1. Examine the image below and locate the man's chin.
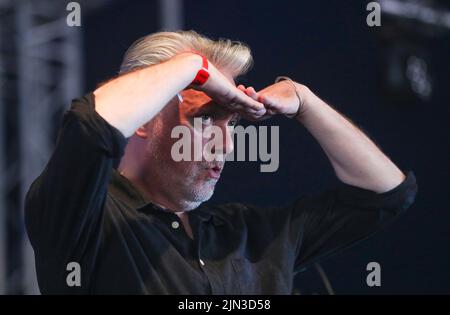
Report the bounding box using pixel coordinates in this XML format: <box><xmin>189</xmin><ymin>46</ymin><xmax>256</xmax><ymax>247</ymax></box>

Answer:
<box><xmin>179</xmin><ymin>193</ymin><xmax>212</xmax><ymax>211</ymax></box>
<box><xmin>175</xmin><ymin>177</ymin><xmax>218</xmax><ymax>211</ymax></box>
<box><xmin>186</xmin><ymin>182</ymin><xmax>216</xmax><ymax>203</ymax></box>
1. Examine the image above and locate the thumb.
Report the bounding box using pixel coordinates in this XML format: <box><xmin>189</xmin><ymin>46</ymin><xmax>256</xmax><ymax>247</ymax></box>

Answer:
<box><xmin>257</xmin><ymin>93</ymin><xmax>278</xmax><ymax>108</ymax></box>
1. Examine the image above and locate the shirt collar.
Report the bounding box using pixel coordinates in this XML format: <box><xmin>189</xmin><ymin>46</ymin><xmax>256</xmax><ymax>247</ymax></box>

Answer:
<box><xmin>109</xmin><ymin>170</ymin><xmax>148</xmax><ymax>209</ymax></box>
<box><xmin>108</xmin><ymin>169</ymin><xmax>225</xmax><ymax>226</ymax></box>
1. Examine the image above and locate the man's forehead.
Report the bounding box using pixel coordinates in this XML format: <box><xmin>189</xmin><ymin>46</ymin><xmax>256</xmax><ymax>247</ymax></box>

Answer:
<box><xmin>180</xmin><ymin>67</ymin><xmax>237</xmax><ymax>115</ymax></box>
<box><xmin>180</xmin><ymin>89</ymin><xmax>213</xmax><ymax>105</ymax></box>
<box><xmin>180</xmin><ymin>89</ymin><xmax>239</xmax><ymax>120</ymax></box>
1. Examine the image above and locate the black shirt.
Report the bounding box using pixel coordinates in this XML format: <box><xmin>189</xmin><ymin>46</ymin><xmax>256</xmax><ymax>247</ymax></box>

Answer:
<box><xmin>24</xmin><ymin>93</ymin><xmax>417</xmax><ymax>294</ymax></box>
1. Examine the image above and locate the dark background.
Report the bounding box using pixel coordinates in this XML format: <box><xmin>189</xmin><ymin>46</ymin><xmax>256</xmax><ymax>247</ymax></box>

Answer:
<box><xmin>83</xmin><ymin>0</ymin><xmax>450</xmax><ymax>294</ymax></box>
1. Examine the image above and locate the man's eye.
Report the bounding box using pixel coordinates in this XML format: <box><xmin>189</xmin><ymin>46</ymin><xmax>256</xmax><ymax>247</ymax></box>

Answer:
<box><xmin>200</xmin><ymin>115</ymin><xmax>212</xmax><ymax>125</ymax></box>
<box><xmin>228</xmin><ymin>120</ymin><xmax>238</xmax><ymax>127</ymax></box>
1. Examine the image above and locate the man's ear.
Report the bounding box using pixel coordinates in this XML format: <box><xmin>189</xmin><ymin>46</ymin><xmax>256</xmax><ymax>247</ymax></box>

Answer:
<box><xmin>135</xmin><ymin>123</ymin><xmax>149</xmax><ymax>139</ymax></box>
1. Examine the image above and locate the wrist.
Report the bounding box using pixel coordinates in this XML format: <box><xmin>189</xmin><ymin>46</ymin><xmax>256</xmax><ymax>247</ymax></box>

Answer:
<box><xmin>293</xmin><ymin>83</ymin><xmax>314</xmax><ymax>122</ymax></box>
<box><xmin>172</xmin><ymin>52</ymin><xmax>204</xmax><ymax>86</ymax></box>
<box><xmin>191</xmin><ymin>53</ymin><xmax>210</xmax><ymax>86</ymax></box>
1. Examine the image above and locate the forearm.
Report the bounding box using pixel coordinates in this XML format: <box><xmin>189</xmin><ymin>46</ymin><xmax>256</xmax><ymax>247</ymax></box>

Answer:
<box><xmin>93</xmin><ymin>53</ymin><xmax>202</xmax><ymax>137</ymax></box>
<box><xmin>296</xmin><ymin>84</ymin><xmax>405</xmax><ymax>193</ymax></box>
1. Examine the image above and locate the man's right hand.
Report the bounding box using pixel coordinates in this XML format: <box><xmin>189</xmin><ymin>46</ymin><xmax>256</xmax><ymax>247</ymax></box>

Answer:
<box><xmin>190</xmin><ymin>54</ymin><xmax>267</xmax><ymax>120</ymax></box>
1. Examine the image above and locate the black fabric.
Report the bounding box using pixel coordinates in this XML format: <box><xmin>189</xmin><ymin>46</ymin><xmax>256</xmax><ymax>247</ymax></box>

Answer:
<box><xmin>24</xmin><ymin>93</ymin><xmax>417</xmax><ymax>294</ymax></box>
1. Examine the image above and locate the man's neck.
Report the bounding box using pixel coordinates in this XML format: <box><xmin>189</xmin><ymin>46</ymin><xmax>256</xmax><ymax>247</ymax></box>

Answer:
<box><xmin>118</xmin><ymin>168</ymin><xmax>200</xmax><ymax>212</ymax></box>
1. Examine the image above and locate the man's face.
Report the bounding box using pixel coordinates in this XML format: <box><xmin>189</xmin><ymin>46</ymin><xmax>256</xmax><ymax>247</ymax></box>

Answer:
<box><xmin>138</xmin><ymin>77</ymin><xmax>239</xmax><ymax>210</ymax></box>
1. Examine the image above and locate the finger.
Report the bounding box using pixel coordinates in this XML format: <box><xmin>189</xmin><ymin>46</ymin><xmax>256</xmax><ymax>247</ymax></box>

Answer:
<box><xmin>257</xmin><ymin>93</ymin><xmax>278</xmax><ymax>108</ymax></box>
<box><xmin>253</xmin><ymin>107</ymin><xmax>275</xmax><ymax>120</ymax></box>
<box><xmin>244</xmin><ymin>86</ymin><xmax>260</xmax><ymax>101</ymax></box>
<box><xmin>250</xmin><ymin>106</ymin><xmax>267</xmax><ymax>116</ymax></box>
<box><xmin>238</xmin><ymin>105</ymin><xmax>266</xmax><ymax>117</ymax></box>
<box><xmin>233</xmin><ymin>101</ymin><xmax>266</xmax><ymax>115</ymax></box>
<box><xmin>236</xmin><ymin>90</ymin><xmax>265</xmax><ymax>111</ymax></box>
<box><xmin>240</xmin><ymin>111</ymin><xmax>266</xmax><ymax>122</ymax></box>
<box><xmin>226</xmin><ymin>102</ymin><xmax>259</xmax><ymax>115</ymax></box>
<box><xmin>220</xmin><ymin>88</ymin><xmax>265</xmax><ymax>112</ymax></box>
<box><xmin>237</xmin><ymin>84</ymin><xmax>246</xmax><ymax>92</ymax></box>
<box><xmin>246</xmin><ymin>86</ymin><xmax>258</xmax><ymax>97</ymax></box>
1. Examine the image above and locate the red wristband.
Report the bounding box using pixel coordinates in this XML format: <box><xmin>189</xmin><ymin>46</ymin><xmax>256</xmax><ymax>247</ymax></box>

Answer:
<box><xmin>191</xmin><ymin>53</ymin><xmax>210</xmax><ymax>86</ymax></box>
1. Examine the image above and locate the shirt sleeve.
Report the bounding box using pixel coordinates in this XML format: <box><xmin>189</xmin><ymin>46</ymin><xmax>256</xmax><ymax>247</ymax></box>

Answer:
<box><xmin>290</xmin><ymin>172</ymin><xmax>417</xmax><ymax>272</ymax></box>
<box><xmin>24</xmin><ymin>93</ymin><xmax>127</xmax><ymax>273</ymax></box>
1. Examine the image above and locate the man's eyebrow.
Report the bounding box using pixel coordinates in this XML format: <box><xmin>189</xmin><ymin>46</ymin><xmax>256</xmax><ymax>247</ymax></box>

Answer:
<box><xmin>189</xmin><ymin>102</ymin><xmax>241</xmax><ymax>122</ymax></box>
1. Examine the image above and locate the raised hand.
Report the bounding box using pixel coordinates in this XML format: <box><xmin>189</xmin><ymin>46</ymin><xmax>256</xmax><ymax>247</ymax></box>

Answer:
<box><xmin>237</xmin><ymin>80</ymin><xmax>308</xmax><ymax>120</ymax></box>
<box><xmin>192</xmin><ymin>59</ymin><xmax>267</xmax><ymax>120</ymax></box>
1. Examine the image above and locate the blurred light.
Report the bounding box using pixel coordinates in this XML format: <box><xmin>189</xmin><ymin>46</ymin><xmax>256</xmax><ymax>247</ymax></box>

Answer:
<box><xmin>380</xmin><ymin>0</ymin><xmax>450</xmax><ymax>30</ymax></box>
<box><xmin>406</xmin><ymin>55</ymin><xmax>432</xmax><ymax>100</ymax></box>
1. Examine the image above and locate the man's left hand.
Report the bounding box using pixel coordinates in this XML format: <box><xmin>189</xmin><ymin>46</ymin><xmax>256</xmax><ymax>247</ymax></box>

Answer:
<box><xmin>237</xmin><ymin>81</ymin><xmax>309</xmax><ymax>120</ymax></box>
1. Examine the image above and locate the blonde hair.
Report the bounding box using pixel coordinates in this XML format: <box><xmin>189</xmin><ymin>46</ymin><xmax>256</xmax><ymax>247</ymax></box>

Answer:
<box><xmin>119</xmin><ymin>30</ymin><xmax>253</xmax><ymax>78</ymax></box>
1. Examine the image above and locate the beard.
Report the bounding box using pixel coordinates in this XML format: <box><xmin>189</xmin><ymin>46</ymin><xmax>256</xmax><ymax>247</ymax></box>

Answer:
<box><xmin>164</xmin><ymin>161</ymin><xmax>222</xmax><ymax>211</ymax></box>
<box><xmin>183</xmin><ymin>168</ymin><xmax>218</xmax><ymax>201</ymax></box>
<box><xmin>147</xmin><ymin>140</ymin><xmax>223</xmax><ymax>211</ymax></box>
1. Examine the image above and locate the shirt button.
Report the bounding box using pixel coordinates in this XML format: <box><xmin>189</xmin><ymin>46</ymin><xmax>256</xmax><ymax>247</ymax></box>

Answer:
<box><xmin>171</xmin><ymin>221</ymin><xmax>179</xmax><ymax>229</ymax></box>
<box><xmin>199</xmin><ymin>259</ymin><xmax>205</xmax><ymax>266</ymax></box>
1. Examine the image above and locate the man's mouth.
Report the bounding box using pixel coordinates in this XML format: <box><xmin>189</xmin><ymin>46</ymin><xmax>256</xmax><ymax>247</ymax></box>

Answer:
<box><xmin>205</xmin><ymin>164</ymin><xmax>223</xmax><ymax>179</ymax></box>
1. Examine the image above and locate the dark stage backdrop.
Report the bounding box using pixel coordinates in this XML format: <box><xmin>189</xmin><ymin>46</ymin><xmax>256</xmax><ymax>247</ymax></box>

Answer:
<box><xmin>84</xmin><ymin>0</ymin><xmax>450</xmax><ymax>294</ymax></box>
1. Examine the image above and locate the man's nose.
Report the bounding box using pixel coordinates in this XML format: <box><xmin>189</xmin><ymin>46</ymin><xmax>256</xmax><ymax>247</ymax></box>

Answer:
<box><xmin>210</xmin><ymin>125</ymin><xmax>234</xmax><ymax>157</ymax></box>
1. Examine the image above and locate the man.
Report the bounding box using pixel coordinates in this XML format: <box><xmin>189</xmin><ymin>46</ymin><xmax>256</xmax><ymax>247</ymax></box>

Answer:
<box><xmin>25</xmin><ymin>30</ymin><xmax>417</xmax><ymax>294</ymax></box>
